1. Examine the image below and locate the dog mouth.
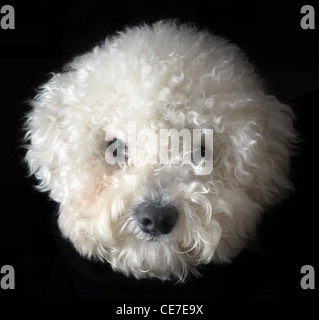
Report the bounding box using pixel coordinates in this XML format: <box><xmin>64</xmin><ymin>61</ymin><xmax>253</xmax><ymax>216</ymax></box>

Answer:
<box><xmin>135</xmin><ymin>232</ymin><xmax>165</xmax><ymax>242</ymax></box>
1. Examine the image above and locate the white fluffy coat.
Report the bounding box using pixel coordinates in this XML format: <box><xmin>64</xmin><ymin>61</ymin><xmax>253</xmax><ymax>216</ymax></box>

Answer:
<box><xmin>25</xmin><ymin>21</ymin><xmax>296</xmax><ymax>281</ymax></box>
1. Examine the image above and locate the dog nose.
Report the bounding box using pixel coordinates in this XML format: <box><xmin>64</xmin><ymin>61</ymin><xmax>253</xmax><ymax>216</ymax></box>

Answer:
<box><xmin>136</xmin><ymin>203</ymin><xmax>178</xmax><ymax>236</ymax></box>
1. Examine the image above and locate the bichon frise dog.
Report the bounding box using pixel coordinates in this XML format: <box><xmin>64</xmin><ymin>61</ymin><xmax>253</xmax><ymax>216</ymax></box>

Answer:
<box><xmin>25</xmin><ymin>21</ymin><xmax>296</xmax><ymax>282</ymax></box>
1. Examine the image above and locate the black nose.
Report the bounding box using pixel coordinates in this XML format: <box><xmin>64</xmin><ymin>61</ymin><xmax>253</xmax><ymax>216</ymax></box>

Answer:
<box><xmin>136</xmin><ymin>202</ymin><xmax>178</xmax><ymax>236</ymax></box>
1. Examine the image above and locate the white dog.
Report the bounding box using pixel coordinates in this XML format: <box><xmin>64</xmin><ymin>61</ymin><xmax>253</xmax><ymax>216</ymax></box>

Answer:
<box><xmin>25</xmin><ymin>21</ymin><xmax>296</xmax><ymax>282</ymax></box>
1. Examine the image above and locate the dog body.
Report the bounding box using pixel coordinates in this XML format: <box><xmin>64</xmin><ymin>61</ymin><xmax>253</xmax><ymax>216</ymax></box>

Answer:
<box><xmin>25</xmin><ymin>21</ymin><xmax>295</xmax><ymax>281</ymax></box>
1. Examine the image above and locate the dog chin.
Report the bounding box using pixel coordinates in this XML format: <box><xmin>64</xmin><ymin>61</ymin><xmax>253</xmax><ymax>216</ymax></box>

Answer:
<box><xmin>105</xmin><ymin>238</ymin><xmax>202</xmax><ymax>282</ymax></box>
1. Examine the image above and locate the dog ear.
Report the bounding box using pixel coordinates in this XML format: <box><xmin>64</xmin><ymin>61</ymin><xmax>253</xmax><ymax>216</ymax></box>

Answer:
<box><xmin>258</xmin><ymin>99</ymin><xmax>297</xmax><ymax>203</ymax></box>
<box><xmin>24</xmin><ymin>71</ymin><xmax>78</xmax><ymax>202</ymax></box>
<box><xmin>224</xmin><ymin>97</ymin><xmax>297</xmax><ymax>206</ymax></box>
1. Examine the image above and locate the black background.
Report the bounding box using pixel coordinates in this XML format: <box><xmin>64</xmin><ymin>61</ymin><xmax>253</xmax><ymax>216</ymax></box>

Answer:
<box><xmin>1</xmin><ymin>0</ymin><xmax>319</xmax><ymax>300</ymax></box>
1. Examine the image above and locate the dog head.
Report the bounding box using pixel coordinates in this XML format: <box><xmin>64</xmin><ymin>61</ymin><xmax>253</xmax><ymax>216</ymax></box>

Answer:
<box><xmin>25</xmin><ymin>21</ymin><xmax>296</xmax><ymax>281</ymax></box>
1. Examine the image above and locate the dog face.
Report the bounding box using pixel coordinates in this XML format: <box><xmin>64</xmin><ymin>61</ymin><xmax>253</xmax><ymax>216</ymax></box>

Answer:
<box><xmin>25</xmin><ymin>21</ymin><xmax>296</xmax><ymax>281</ymax></box>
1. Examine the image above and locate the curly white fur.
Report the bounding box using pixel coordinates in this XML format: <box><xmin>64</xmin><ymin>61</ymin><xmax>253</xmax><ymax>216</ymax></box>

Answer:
<box><xmin>25</xmin><ymin>21</ymin><xmax>296</xmax><ymax>281</ymax></box>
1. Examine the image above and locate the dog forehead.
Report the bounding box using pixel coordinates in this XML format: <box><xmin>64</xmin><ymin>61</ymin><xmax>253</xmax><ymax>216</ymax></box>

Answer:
<box><xmin>96</xmin><ymin>74</ymin><xmax>216</xmax><ymax>131</ymax></box>
<box><xmin>80</xmin><ymin>23</ymin><xmax>248</xmax><ymax>133</ymax></box>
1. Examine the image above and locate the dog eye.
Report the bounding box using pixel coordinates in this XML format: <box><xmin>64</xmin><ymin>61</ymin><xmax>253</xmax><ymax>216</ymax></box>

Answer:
<box><xmin>105</xmin><ymin>138</ymin><xmax>128</xmax><ymax>164</ymax></box>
